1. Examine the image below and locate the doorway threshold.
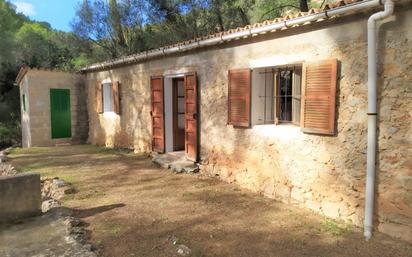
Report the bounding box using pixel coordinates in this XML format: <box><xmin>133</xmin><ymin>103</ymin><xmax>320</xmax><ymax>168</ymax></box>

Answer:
<box><xmin>152</xmin><ymin>151</ymin><xmax>198</xmax><ymax>173</ymax></box>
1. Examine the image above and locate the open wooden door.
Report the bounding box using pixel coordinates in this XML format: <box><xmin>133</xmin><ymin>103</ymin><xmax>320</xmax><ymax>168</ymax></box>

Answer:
<box><xmin>151</xmin><ymin>76</ymin><xmax>165</xmax><ymax>153</ymax></box>
<box><xmin>184</xmin><ymin>72</ymin><xmax>198</xmax><ymax>161</ymax></box>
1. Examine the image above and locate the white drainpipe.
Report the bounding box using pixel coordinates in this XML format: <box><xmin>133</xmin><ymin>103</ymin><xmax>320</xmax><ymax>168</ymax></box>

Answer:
<box><xmin>364</xmin><ymin>0</ymin><xmax>394</xmax><ymax>241</ymax></box>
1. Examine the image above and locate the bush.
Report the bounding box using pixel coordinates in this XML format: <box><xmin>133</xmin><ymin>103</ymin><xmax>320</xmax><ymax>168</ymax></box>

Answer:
<box><xmin>0</xmin><ymin>120</ymin><xmax>21</xmax><ymax>149</ymax></box>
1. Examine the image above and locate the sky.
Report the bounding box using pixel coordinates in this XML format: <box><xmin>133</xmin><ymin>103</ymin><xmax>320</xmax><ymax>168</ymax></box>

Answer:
<box><xmin>11</xmin><ymin>0</ymin><xmax>82</xmax><ymax>32</ymax></box>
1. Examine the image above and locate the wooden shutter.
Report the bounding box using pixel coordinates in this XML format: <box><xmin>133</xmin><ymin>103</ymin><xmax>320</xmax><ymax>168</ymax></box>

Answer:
<box><xmin>184</xmin><ymin>72</ymin><xmax>198</xmax><ymax>162</ymax></box>
<box><xmin>112</xmin><ymin>81</ymin><xmax>120</xmax><ymax>114</ymax></box>
<box><xmin>301</xmin><ymin>59</ymin><xmax>337</xmax><ymax>135</ymax></box>
<box><xmin>228</xmin><ymin>69</ymin><xmax>251</xmax><ymax>127</ymax></box>
<box><xmin>96</xmin><ymin>82</ymin><xmax>103</xmax><ymax>113</ymax></box>
<box><xmin>151</xmin><ymin>76</ymin><xmax>165</xmax><ymax>153</ymax></box>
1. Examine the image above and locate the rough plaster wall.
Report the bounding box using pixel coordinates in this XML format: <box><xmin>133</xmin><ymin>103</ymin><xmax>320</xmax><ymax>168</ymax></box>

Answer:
<box><xmin>26</xmin><ymin>71</ymin><xmax>88</xmax><ymax>146</ymax></box>
<box><xmin>20</xmin><ymin>76</ymin><xmax>31</xmax><ymax>147</ymax></box>
<box><xmin>85</xmin><ymin>8</ymin><xmax>412</xmax><ymax>242</ymax></box>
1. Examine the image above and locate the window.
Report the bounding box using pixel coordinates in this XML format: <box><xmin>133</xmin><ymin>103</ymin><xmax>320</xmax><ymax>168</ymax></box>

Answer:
<box><xmin>276</xmin><ymin>67</ymin><xmax>302</xmax><ymax>124</ymax></box>
<box><xmin>103</xmin><ymin>83</ymin><xmax>113</xmax><ymax>112</ymax></box>
<box><xmin>251</xmin><ymin>65</ymin><xmax>302</xmax><ymax>126</ymax></box>
<box><xmin>228</xmin><ymin>59</ymin><xmax>337</xmax><ymax>135</ymax></box>
<box><xmin>22</xmin><ymin>94</ymin><xmax>27</xmax><ymax>112</ymax></box>
<box><xmin>96</xmin><ymin>81</ymin><xmax>120</xmax><ymax>114</ymax></box>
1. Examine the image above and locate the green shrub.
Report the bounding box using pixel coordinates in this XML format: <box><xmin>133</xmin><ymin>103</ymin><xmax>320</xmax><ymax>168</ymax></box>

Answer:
<box><xmin>321</xmin><ymin>218</ymin><xmax>353</xmax><ymax>236</ymax></box>
<box><xmin>0</xmin><ymin>120</ymin><xmax>21</xmax><ymax>148</ymax></box>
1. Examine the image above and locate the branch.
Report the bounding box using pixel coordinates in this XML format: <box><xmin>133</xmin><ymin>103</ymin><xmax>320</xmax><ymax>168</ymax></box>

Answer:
<box><xmin>237</xmin><ymin>7</ymin><xmax>250</xmax><ymax>25</ymax></box>
<box><xmin>259</xmin><ymin>4</ymin><xmax>300</xmax><ymax>21</ymax></box>
<box><xmin>87</xmin><ymin>37</ymin><xmax>114</xmax><ymax>54</ymax></box>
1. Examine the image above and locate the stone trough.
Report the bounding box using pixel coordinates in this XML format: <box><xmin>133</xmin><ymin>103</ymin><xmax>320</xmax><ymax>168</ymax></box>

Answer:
<box><xmin>0</xmin><ymin>173</ymin><xmax>41</xmax><ymax>223</ymax></box>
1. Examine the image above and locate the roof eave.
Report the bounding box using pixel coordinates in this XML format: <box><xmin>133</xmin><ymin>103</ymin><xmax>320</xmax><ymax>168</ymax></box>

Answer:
<box><xmin>15</xmin><ymin>66</ymin><xmax>30</xmax><ymax>86</ymax></box>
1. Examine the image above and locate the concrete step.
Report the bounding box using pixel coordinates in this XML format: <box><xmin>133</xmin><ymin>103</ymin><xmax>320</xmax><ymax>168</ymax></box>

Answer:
<box><xmin>152</xmin><ymin>151</ymin><xmax>198</xmax><ymax>173</ymax></box>
<box><xmin>54</xmin><ymin>139</ymin><xmax>72</xmax><ymax>147</ymax></box>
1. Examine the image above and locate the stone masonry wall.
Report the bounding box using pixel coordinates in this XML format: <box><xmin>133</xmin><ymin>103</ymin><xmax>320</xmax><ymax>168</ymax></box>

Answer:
<box><xmin>85</xmin><ymin>8</ymin><xmax>412</xmax><ymax>242</ymax></box>
<box><xmin>25</xmin><ymin>70</ymin><xmax>88</xmax><ymax>146</ymax></box>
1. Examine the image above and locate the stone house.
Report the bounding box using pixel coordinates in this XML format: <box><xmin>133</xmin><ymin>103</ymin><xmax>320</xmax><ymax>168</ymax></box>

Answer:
<box><xmin>16</xmin><ymin>0</ymin><xmax>412</xmax><ymax>242</ymax></box>
<box><xmin>15</xmin><ymin>68</ymin><xmax>88</xmax><ymax>147</ymax></box>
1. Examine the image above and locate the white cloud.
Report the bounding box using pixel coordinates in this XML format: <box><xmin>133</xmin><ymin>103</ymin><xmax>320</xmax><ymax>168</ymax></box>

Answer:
<box><xmin>12</xmin><ymin>2</ymin><xmax>36</xmax><ymax>16</ymax></box>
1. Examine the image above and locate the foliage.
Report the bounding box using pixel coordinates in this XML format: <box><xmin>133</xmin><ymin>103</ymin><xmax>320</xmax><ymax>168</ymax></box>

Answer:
<box><xmin>0</xmin><ymin>0</ymin><xmax>94</xmax><ymax>146</ymax></box>
<box><xmin>72</xmin><ymin>0</ymin><xmax>314</xmax><ymax>59</ymax></box>
<box><xmin>0</xmin><ymin>0</ymin><xmax>314</xmax><ymax>146</ymax></box>
<box><xmin>0</xmin><ymin>118</ymin><xmax>20</xmax><ymax>148</ymax></box>
<box><xmin>72</xmin><ymin>0</ymin><xmax>147</xmax><ymax>58</ymax></box>
<box><xmin>321</xmin><ymin>218</ymin><xmax>353</xmax><ymax>236</ymax></box>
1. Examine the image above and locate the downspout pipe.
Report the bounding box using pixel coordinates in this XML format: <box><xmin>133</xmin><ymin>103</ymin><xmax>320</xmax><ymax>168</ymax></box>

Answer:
<box><xmin>364</xmin><ymin>0</ymin><xmax>394</xmax><ymax>241</ymax></box>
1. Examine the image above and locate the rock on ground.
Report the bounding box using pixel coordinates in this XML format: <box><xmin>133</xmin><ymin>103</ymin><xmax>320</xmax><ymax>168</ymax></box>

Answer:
<box><xmin>176</xmin><ymin>244</ymin><xmax>191</xmax><ymax>256</ymax></box>
<box><xmin>41</xmin><ymin>177</ymin><xmax>75</xmax><ymax>201</ymax></box>
<box><xmin>41</xmin><ymin>199</ymin><xmax>62</xmax><ymax>213</ymax></box>
<box><xmin>0</xmin><ymin>163</ymin><xmax>17</xmax><ymax>176</ymax></box>
<box><xmin>0</xmin><ymin>149</ymin><xmax>17</xmax><ymax>176</ymax></box>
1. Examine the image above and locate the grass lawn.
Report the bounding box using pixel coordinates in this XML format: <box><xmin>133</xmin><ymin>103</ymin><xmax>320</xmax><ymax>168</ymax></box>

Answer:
<box><xmin>9</xmin><ymin>145</ymin><xmax>412</xmax><ymax>257</ymax></box>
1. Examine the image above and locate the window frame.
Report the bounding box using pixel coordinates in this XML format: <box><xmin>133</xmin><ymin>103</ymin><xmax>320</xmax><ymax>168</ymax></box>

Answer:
<box><xmin>274</xmin><ymin>66</ymin><xmax>302</xmax><ymax>125</ymax></box>
<box><xmin>102</xmin><ymin>82</ymin><xmax>114</xmax><ymax>113</ymax></box>
<box><xmin>251</xmin><ymin>63</ymin><xmax>302</xmax><ymax>127</ymax></box>
<box><xmin>22</xmin><ymin>94</ymin><xmax>27</xmax><ymax>112</ymax></box>
<box><xmin>229</xmin><ymin>59</ymin><xmax>337</xmax><ymax>135</ymax></box>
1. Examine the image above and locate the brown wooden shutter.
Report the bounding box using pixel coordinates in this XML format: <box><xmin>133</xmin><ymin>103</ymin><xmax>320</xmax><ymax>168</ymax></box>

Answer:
<box><xmin>96</xmin><ymin>82</ymin><xmax>103</xmax><ymax>113</ymax></box>
<box><xmin>151</xmin><ymin>76</ymin><xmax>165</xmax><ymax>153</ymax></box>
<box><xmin>112</xmin><ymin>81</ymin><xmax>120</xmax><ymax>114</ymax></box>
<box><xmin>184</xmin><ymin>72</ymin><xmax>198</xmax><ymax>162</ymax></box>
<box><xmin>301</xmin><ymin>59</ymin><xmax>337</xmax><ymax>135</ymax></box>
<box><xmin>228</xmin><ymin>69</ymin><xmax>251</xmax><ymax>127</ymax></box>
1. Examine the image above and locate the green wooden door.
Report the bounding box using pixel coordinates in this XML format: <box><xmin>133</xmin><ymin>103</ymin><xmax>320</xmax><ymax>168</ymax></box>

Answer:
<box><xmin>50</xmin><ymin>89</ymin><xmax>71</xmax><ymax>139</ymax></box>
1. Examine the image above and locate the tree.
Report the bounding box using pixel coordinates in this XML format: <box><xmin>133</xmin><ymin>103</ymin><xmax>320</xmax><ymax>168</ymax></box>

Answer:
<box><xmin>0</xmin><ymin>0</ymin><xmax>313</xmax><ymax>146</ymax></box>
<box><xmin>109</xmin><ymin>0</ymin><xmax>126</xmax><ymax>48</ymax></box>
<box><xmin>15</xmin><ymin>22</ymin><xmax>54</xmax><ymax>67</ymax></box>
<box><xmin>300</xmin><ymin>0</ymin><xmax>309</xmax><ymax>12</ymax></box>
<box><xmin>72</xmin><ymin>0</ymin><xmax>146</xmax><ymax>58</ymax></box>
<box><xmin>72</xmin><ymin>0</ymin><xmax>311</xmax><ymax>59</ymax></box>
<box><xmin>0</xmin><ymin>0</ymin><xmax>27</xmax><ymax>114</ymax></box>
<box><xmin>0</xmin><ymin>0</ymin><xmax>93</xmax><ymax>126</ymax></box>
<box><xmin>0</xmin><ymin>0</ymin><xmax>25</xmax><ymax>64</ymax></box>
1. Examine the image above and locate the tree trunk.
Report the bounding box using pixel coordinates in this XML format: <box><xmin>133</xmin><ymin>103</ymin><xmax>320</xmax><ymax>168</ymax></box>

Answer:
<box><xmin>238</xmin><ymin>7</ymin><xmax>250</xmax><ymax>26</ymax></box>
<box><xmin>211</xmin><ymin>0</ymin><xmax>225</xmax><ymax>32</ymax></box>
<box><xmin>109</xmin><ymin>0</ymin><xmax>126</xmax><ymax>49</ymax></box>
<box><xmin>300</xmin><ymin>0</ymin><xmax>309</xmax><ymax>12</ymax></box>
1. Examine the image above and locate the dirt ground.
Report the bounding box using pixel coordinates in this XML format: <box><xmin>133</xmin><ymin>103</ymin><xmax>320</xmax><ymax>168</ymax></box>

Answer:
<box><xmin>9</xmin><ymin>145</ymin><xmax>412</xmax><ymax>257</ymax></box>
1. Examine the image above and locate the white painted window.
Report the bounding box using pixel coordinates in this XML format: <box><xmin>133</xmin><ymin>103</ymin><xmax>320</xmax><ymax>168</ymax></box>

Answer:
<box><xmin>103</xmin><ymin>83</ymin><xmax>113</xmax><ymax>112</ymax></box>
<box><xmin>251</xmin><ymin>65</ymin><xmax>302</xmax><ymax>126</ymax></box>
<box><xmin>251</xmin><ymin>68</ymin><xmax>275</xmax><ymax>125</ymax></box>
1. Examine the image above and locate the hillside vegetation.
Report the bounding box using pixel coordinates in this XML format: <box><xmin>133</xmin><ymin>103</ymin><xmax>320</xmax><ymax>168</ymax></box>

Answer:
<box><xmin>0</xmin><ymin>0</ymin><xmax>323</xmax><ymax>147</ymax></box>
